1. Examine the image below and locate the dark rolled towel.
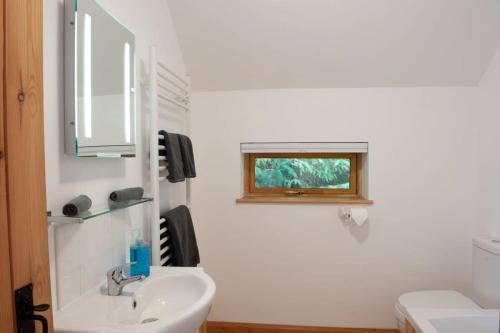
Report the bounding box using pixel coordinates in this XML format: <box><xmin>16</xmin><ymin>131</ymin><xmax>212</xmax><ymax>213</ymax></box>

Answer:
<box><xmin>159</xmin><ymin>130</ymin><xmax>185</xmax><ymax>183</ymax></box>
<box><xmin>109</xmin><ymin>187</ymin><xmax>144</xmax><ymax>202</ymax></box>
<box><xmin>177</xmin><ymin>135</ymin><xmax>196</xmax><ymax>178</ymax></box>
<box><xmin>63</xmin><ymin>195</ymin><xmax>92</xmax><ymax>217</ymax></box>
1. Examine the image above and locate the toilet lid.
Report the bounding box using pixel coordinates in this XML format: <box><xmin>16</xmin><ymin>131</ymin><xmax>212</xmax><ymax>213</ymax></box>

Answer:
<box><xmin>395</xmin><ymin>290</ymin><xmax>480</xmax><ymax>323</ymax></box>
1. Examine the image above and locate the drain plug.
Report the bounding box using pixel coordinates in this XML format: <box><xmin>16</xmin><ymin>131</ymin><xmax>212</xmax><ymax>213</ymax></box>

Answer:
<box><xmin>141</xmin><ymin>318</ymin><xmax>159</xmax><ymax>324</ymax></box>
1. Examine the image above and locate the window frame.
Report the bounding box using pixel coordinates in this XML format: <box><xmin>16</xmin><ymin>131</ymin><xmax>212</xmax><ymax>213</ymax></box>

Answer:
<box><xmin>244</xmin><ymin>152</ymin><xmax>359</xmax><ymax>197</ymax></box>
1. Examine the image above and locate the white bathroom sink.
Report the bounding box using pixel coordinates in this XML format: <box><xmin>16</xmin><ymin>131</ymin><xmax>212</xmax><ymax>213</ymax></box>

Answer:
<box><xmin>54</xmin><ymin>266</ymin><xmax>216</xmax><ymax>333</ymax></box>
<box><xmin>407</xmin><ymin>308</ymin><xmax>500</xmax><ymax>333</ymax></box>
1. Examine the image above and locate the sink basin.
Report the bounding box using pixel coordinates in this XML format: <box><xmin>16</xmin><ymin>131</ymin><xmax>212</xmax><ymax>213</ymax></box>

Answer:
<box><xmin>407</xmin><ymin>308</ymin><xmax>500</xmax><ymax>333</ymax></box>
<box><xmin>54</xmin><ymin>267</ymin><xmax>216</xmax><ymax>333</ymax></box>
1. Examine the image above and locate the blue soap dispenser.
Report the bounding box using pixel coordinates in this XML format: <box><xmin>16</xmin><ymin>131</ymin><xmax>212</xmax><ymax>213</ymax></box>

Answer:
<box><xmin>130</xmin><ymin>234</ymin><xmax>151</xmax><ymax>278</ymax></box>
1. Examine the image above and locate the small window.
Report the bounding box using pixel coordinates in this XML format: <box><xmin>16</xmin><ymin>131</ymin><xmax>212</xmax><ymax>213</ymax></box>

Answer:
<box><xmin>246</xmin><ymin>153</ymin><xmax>358</xmax><ymax>195</ymax></box>
<box><xmin>238</xmin><ymin>142</ymin><xmax>372</xmax><ymax>204</ymax></box>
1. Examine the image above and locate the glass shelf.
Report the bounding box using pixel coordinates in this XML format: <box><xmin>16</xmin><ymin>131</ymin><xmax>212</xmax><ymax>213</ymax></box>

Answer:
<box><xmin>47</xmin><ymin>197</ymin><xmax>153</xmax><ymax>225</ymax></box>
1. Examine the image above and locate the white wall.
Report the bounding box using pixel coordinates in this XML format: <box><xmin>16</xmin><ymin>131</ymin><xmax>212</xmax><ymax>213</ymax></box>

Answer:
<box><xmin>190</xmin><ymin>88</ymin><xmax>479</xmax><ymax>328</ymax></box>
<box><xmin>477</xmin><ymin>46</ymin><xmax>500</xmax><ymax>237</ymax></box>
<box><xmin>42</xmin><ymin>0</ymin><xmax>497</xmax><ymax>326</ymax></box>
<box><xmin>44</xmin><ymin>0</ymin><xmax>187</xmax><ymax>309</ymax></box>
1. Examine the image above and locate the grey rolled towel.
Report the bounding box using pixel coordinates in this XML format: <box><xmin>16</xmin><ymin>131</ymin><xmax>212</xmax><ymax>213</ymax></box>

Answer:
<box><xmin>109</xmin><ymin>187</ymin><xmax>144</xmax><ymax>202</ymax></box>
<box><xmin>63</xmin><ymin>195</ymin><xmax>92</xmax><ymax>217</ymax></box>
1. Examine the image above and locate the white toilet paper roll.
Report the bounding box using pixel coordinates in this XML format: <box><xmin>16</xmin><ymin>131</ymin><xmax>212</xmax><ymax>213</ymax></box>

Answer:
<box><xmin>350</xmin><ymin>208</ymin><xmax>368</xmax><ymax>226</ymax></box>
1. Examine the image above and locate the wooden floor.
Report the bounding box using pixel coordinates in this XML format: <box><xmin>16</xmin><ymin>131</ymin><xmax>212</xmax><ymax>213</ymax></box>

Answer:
<box><xmin>206</xmin><ymin>321</ymin><xmax>399</xmax><ymax>333</ymax></box>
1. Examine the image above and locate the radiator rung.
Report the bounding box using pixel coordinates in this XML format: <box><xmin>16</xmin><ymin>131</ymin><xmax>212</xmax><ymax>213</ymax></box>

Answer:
<box><xmin>160</xmin><ymin>256</ymin><xmax>170</xmax><ymax>266</ymax></box>
<box><xmin>160</xmin><ymin>246</ymin><xmax>171</xmax><ymax>256</ymax></box>
<box><xmin>160</xmin><ymin>236</ymin><xmax>169</xmax><ymax>245</ymax></box>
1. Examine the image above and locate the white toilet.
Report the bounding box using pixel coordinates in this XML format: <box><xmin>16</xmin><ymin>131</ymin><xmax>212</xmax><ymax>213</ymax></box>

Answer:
<box><xmin>395</xmin><ymin>237</ymin><xmax>500</xmax><ymax>332</ymax></box>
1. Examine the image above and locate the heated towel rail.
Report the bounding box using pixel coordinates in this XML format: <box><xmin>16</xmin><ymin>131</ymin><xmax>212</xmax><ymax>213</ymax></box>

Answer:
<box><xmin>146</xmin><ymin>46</ymin><xmax>191</xmax><ymax>266</ymax></box>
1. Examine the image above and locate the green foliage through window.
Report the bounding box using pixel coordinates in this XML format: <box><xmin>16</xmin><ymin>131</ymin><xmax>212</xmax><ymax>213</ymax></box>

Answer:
<box><xmin>254</xmin><ymin>158</ymin><xmax>351</xmax><ymax>189</ymax></box>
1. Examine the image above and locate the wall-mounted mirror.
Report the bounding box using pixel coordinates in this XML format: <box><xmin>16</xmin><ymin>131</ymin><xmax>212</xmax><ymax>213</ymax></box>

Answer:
<box><xmin>65</xmin><ymin>0</ymin><xmax>136</xmax><ymax>157</ymax></box>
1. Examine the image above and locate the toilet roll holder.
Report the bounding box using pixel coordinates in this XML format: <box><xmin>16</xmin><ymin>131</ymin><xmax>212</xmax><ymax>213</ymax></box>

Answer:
<box><xmin>338</xmin><ymin>207</ymin><xmax>368</xmax><ymax>226</ymax></box>
<box><xmin>338</xmin><ymin>207</ymin><xmax>353</xmax><ymax>221</ymax></box>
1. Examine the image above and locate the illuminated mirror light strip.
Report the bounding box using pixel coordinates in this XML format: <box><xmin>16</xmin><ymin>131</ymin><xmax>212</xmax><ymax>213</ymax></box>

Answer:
<box><xmin>124</xmin><ymin>42</ymin><xmax>131</xmax><ymax>143</ymax></box>
<box><xmin>84</xmin><ymin>13</ymin><xmax>92</xmax><ymax>138</ymax></box>
<box><xmin>74</xmin><ymin>14</ymin><xmax>79</xmax><ymax>137</ymax></box>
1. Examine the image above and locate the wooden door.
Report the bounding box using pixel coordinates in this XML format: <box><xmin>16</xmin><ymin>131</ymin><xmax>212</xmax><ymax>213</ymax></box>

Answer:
<box><xmin>1</xmin><ymin>0</ymin><xmax>53</xmax><ymax>332</ymax></box>
<box><xmin>0</xmin><ymin>0</ymin><xmax>15</xmax><ymax>331</ymax></box>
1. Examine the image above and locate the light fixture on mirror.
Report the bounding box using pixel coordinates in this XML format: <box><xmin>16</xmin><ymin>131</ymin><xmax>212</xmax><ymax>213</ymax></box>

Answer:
<box><xmin>124</xmin><ymin>42</ymin><xmax>131</xmax><ymax>143</ymax></box>
<box><xmin>83</xmin><ymin>13</ymin><xmax>92</xmax><ymax>139</ymax></box>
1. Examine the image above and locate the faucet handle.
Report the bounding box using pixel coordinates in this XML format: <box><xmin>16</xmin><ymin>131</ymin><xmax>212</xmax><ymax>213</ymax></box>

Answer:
<box><xmin>106</xmin><ymin>264</ymin><xmax>145</xmax><ymax>296</ymax></box>
<box><xmin>107</xmin><ymin>264</ymin><xmax>143</xmax><ymax>281</ymax></box>
<box><xmin>107</xmin><ymin>265</ymin><xmax>124</xmax><ymax>281</ymax></box>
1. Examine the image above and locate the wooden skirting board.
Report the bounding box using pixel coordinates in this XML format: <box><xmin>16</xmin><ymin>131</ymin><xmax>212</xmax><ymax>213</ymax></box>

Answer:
<box><xmin>206</xmin><ymin>321</ymin><xmax>399</xmax><ymax>333</ymax></box>
<box><xmin>405</xmin><ymin>320</ymin><xmax>417</xmax><ymax>333</ymax></box>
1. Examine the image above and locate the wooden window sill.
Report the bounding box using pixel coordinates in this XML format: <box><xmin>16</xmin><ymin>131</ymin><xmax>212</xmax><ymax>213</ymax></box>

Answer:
<box><xmin>236</xmin><ymin>195</ymin><xmax>374</xmax><ymax>205</ymax></box>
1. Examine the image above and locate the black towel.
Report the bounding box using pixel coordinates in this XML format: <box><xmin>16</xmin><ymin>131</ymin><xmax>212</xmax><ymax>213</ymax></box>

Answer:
<box><xmin>177</xmin><ymin>135</ymin><xmax>196</xmax><ymax>178</ymax></box>
<box><xmin>162</xmin><ymin>205</ymin><xmax>200</xmax><ymax>267</ymax></box>
<box><xmin>159</xmin><ymin>130</ymin><xmax>185</xmax><ymax>183</ymax></box>
<box><xmin>63</xmin><ymin>195</ymin><xmax>92</xmax><ymax>217</ymax></box>
<box><xmin>109</xmin><ymin>187</ymin><xmax>144</xmax><ymax>202</ymax></box>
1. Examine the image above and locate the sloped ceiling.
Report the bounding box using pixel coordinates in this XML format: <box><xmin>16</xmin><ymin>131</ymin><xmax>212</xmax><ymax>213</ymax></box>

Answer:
<box><xmin>167</xmin><ymin>0</ymin><xmax>500</xmax><ymax>91</ymax></box>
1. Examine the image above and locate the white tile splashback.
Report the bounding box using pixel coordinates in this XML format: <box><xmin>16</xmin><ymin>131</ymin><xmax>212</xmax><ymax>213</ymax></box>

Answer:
<box><xmin>53</xmin><ymin>206</ymin><xmax>144</xmax><ymax>309</ymax></box>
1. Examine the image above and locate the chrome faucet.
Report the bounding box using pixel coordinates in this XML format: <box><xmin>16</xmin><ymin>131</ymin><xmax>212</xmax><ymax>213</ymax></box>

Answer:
<box><xmin>106</xmin><ymin>265</ymin><xmax>144</xmax><ymax>296</ymax></box>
